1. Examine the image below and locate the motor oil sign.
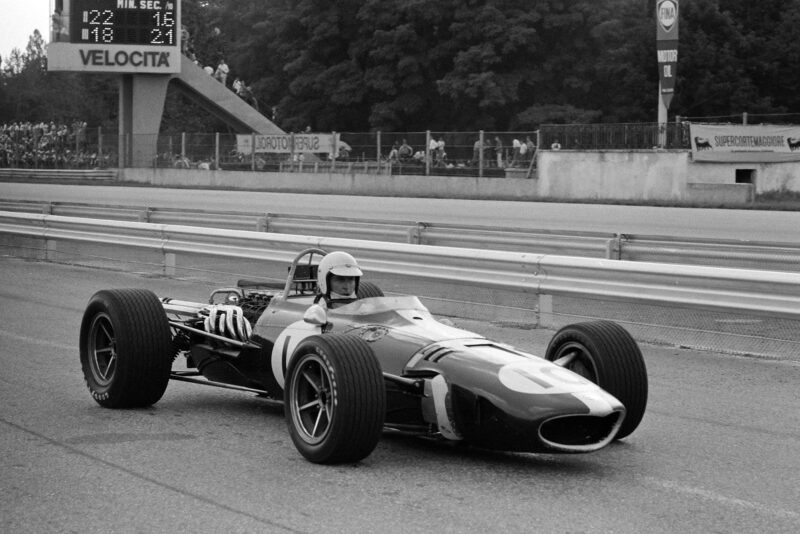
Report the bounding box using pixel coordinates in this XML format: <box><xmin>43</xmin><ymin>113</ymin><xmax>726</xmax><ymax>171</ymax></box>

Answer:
<box><xmin>656</xmin><ymin>0</ymin><xmax>679</xmax><ymax>109</ymax></box>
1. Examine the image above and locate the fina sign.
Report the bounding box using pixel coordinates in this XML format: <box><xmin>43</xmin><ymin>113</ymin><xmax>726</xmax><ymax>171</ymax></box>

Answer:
<box><xmin>657</xmin><ymin>0</ymin><xmax>678</xmax><ymax>33</ymax></box>
<box><xmin>656</xmin><ymin>0</ymin><xmax>679</xmax><ymax>109</ymax></box>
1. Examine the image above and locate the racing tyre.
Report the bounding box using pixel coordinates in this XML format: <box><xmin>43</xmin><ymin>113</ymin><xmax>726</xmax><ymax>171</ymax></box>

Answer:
<box><xmin>285</xmin><ymin>334</ymin><xmax>385</xmax><ymax>464</ymax></box>
<box><xmin>79</xmin><ymin>289</ymin><xmax>173</xmax><ymax>408</ymax></box>
<box><xmin>545</xmin><ymin>321</ymin><xmax>647</xmax><ymax>440</ymax></box>
<box><xmin>357</xmin><ymin>281</ymin><xmax>384</xmax><ymax>299</ymax></box>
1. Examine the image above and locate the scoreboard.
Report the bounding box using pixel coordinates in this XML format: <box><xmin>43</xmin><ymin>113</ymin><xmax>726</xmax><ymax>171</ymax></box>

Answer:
<box><xmin>70</xmin><ymin>0</ymin><xmax>177</xmax><ymax>46</ymax></box>
<box><xmin>48</xmin><ymin>0</ymin><xmax>182</xmax><ymax>74</ymax></box>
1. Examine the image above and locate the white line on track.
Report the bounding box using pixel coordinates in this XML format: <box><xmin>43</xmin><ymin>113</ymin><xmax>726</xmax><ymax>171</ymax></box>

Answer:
<box><xmin>0</xmin><ymin>330</ymin><xmax>73</xmax><ymax>351</ymax></box>
<box><xmin>643</xmin><ymin>476</ymin><xmax>800</xmax><ymax>521</ymax></box>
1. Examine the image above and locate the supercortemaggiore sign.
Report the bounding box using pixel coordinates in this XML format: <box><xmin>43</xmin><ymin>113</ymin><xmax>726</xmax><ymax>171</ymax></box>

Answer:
<box><xmin>236</xmin><ymin>134</ymin><xmax>340</xmax><ymax>156</ymax></box>
<box><xmin>690</xmin><ymin>124</ymin><xmax>800</xmax><ymax>162</ymax></box>
<box><xmin>47</xmin><ymin>0</ymin><xmax>181</xmax><ymax>74</ymax></box>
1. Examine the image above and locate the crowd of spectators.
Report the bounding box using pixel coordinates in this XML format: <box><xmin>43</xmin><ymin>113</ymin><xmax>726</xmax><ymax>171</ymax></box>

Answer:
<box><xmin>0</xmin><ymin>121</ymin><xmax>112</xmax><ymax>169</ymax></box>
<box><xmin>384</xmin><ymin>135</ymin><xmax>537</xmax><ymax>171</ymax></box>
<box><xmin>182</xmin><ymin>28</ymin><xmax>260</xmax><ymax>110</ymax></box>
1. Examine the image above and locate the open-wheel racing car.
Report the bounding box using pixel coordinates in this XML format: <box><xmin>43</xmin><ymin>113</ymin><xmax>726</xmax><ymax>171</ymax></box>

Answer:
<box><xmin>79</xmin><ymin>248</ymin><xmax>648</xmax><ymax>464</ymax></box>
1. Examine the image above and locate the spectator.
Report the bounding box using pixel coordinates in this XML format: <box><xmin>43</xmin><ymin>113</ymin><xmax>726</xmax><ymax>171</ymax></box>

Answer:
<box><xmin>435</xmin><ymin>137</ymin><xmax>446</xmax><ymax>167</ymax></box>
<box><xmin>388</xmin><ymin>142</ymin><xmax>399</xmax><ymax>163</ymax></box>
<box><xmin>471</xmin><ymin>137</ymin><xmax>484</xmax><ymax>165</ymax></box>
<box><xmin>203</xmin><ymin>65</ymin><xmax>214</xmax><ymax>76</ymax></box>
<box><xmin>398</xmin><ymin>139</ymin><xmax>412</xmax><ymax>161</ymax></box>
<box><xmin>181</xmin><ymin>27</ymin><xmax>191</xmax><ymax>53</ymax></box>
<box><xmin>494</xmin><ymin>136</ymin><xmax>504</xmax><ymax>168</ymax></box>
<box><xmin>518</xmin><ymin>137</ymin><xmax>528</xmax><ymax>164</ymax></box>
<box><xmin>214</xmin><ymin>59</ymin><xmax>229</xmax><ymax>86</ymax></box>
<box><xmin>551</xmin><ymin>139</ymin><xmax>562</xmax><ymax>150</ymax></box>
<box><xmin>525</xmin><ymin>135</ymin><xmax>536</xmax><ymax>156</ymax></box>
<box><xmin>511</xmin><ymin>138</ymin><xmax>521</xmax><ymax>167</ymax></box>
<box><xmin>428</xmin><ymin>137</ymin><xmax>438</xmax><ymax>163</ymax></box>
<box><xmin>330</xmin><ymin>140</ymin><xmax>351</xmax><ymax>160</ymax></box>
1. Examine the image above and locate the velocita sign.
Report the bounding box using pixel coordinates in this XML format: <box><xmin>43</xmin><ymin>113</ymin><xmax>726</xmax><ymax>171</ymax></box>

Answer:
<box><xmin>656</xmin><ymin>0</ymin><xmax>679</xmax><ymax>109</ymax></box>
<box><xmin>47</xmin><ymin>0</ymin><xmax>182</xmax><ymax>74</ymax></box>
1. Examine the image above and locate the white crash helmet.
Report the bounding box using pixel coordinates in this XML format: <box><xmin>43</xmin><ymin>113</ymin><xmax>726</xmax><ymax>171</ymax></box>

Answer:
<box><xmin>317</xmin><ymin>251</ymin><xmax>362</xmax><ymax>296</ymax></box>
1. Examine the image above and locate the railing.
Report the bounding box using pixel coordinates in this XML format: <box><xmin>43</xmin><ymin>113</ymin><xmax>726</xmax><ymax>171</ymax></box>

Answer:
<box><xmin>1</xmin><ymin>201</ymin><xmax>799</xmax><ymax>273</ymax></box>
<box><xmin>538</xmin><ymin>122</ymin><xmax>691</xmax><ymax>150</ymax></box>
<box><xmin>2</xmin><ymin>210</ymin><xmax>799</xmax><ymax>360</ymax></box>
<box><xmin>1</xmin><ymin>210</ymin><xmax>797</xmax><ymax>315</ymax></box>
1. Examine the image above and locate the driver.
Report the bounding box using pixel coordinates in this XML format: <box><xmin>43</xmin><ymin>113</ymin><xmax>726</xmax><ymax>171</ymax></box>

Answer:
<box><xmin>315</xmin><ymin>250</ymin><xmax>362</xmax><ymax>309</ymax></box>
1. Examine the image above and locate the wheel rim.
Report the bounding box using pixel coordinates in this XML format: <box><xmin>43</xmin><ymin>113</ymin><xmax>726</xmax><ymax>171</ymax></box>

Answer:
<box><xmin>289</xmin><ymin>354</ymin><xmax>333</xmax><ymax>445</ymax></box>
<box><xmin>88</xmin><ymin>313</ymin><xmax>117</xmax><ymax>387</ymax></box>
<box><xmin>552</xmin><ymin>341</ymin><xmax>598</xmax><ymax>383</ymax></box>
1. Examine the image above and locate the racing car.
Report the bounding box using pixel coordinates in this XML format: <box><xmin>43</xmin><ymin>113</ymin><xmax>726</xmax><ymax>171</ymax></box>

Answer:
<box><xmin>79</xmin><ymin>248</ymin><xmax>648</xmax><ymax>464</ymax></box>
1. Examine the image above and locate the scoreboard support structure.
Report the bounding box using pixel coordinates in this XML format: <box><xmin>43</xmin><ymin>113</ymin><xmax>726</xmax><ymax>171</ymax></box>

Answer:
<box><xmin>118</xmin><ymin>74</ymin><xmax>170</xmax><ymax>167</ymax></box>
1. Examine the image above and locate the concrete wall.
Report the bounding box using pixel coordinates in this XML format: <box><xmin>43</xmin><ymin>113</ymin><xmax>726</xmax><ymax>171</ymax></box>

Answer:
<box><xmin>536</xmin><ymin>150</ymin><xmax>687</xmax><ymax>201</ymax></box>
<box><xmin>119</xmin><ymin>167</ymin><xmax>542</xmax><ymax>200</ymax></box>
<box><xmin>118</xmin><ymin>149</ymin><xmax>800</xmax><ymax>204</ymax></box>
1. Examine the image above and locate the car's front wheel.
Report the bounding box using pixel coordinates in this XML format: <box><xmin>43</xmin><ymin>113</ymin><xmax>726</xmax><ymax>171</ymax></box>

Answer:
<box><xmin>284</xmin><ymin>334</ymin><xmax>385</xmax><ymax>463</ymax></box>
<box><xmin>79</xmin><ymin>289</ymin><xmax>173</xmax><ymax>408</ymax></box>
<box><xmin>545</xmin><ymin>320</ymin><xmax>648</xmax><ymax>440</ymax></box>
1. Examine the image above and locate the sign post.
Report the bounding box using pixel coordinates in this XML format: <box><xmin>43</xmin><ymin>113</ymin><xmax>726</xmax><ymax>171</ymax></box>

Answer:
<box><xmin>656</xmin><ymin>0</ymin><xmax>679</xmax><ymax>147</ymax></box>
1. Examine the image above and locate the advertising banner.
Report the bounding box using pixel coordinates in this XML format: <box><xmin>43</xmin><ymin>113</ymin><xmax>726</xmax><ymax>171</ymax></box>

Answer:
<box><xmin>236</xmin><ymin>133</ymin><xmax>338</xmax><ymax>155</ymax></box>
<box><xmin>656</xmin><ymin>0</ymin><xmax>679</xmax><ymax>109</ymax></box>
<box><xmin>690</xmin><ymin>124</ymin><xmax>800</xmax><ymax>162</ymax></box>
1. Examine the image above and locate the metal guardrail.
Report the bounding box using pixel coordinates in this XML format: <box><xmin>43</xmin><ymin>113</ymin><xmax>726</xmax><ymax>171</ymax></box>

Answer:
<box><xmin>2</xmin><ymin>211</ymin><xmax>799</xmax><ymax>323</ymax></box>
<box><xmin>1</xmin><ymin>200</ymin><xmax>799</xmax><ymax>272</ymax></box>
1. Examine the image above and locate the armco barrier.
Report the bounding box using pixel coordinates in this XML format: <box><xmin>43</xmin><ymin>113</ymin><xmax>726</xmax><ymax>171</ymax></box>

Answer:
<box><xmin>2</xmin><ymin>201</ymin><xmax>800</xmax><ymax>271</ymax></box>
<box><xmin>2</xmin><ymin>210</ymin><xmax>800</xmax><ymax>323</ymax></box>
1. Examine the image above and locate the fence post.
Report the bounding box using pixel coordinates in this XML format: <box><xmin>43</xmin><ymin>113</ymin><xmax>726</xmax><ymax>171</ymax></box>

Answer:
<box><xmin>215</xmin><ymin>132</ymin><xmax>220</xmax><ymax>170</ymax></box>
<box><xmin>376</xmin><ymin>130</ymin><xmax>382</xmax><ymax>168</ymax></box>
<box><xmin>97</xmin><ymin>126</ymin><xmax>103</xmax><ymax>166</ymax></box>
<box><xmin>118</xmin><ymin>134</ymin><xmax>126</xmax><ymax>169</ymax></box>
<box><xmin>743</xmin><ymin>112</ymin><xmax>748</xmax><ymax>125</ymax></box>
<box><xmin>425</xmin><ymin>130</ymin><xmax>431</xmax><ymax>176</ymax></box>
<box><xmin>605</xmin><ymin>234</ymin><xmax>623</xmax><ymax>260</ymax></box>
<box><xmin>479</xmin><ymin>130</ymin><xmax>484</xmax><ymax>178</ymax></box>
<box><xmin>251</xmin><ymin>132</ymin><xmax>256</xmax><ymax>171</ymax></box>
<box><xmin>331</xmin><ymin>131</ymin><xmax>337</xmax><ymax>171</ymax></box>
<box><xmin>290</xmin><ymin>132</ymin><xmax>296</xmax><ymax>169</ymax></box>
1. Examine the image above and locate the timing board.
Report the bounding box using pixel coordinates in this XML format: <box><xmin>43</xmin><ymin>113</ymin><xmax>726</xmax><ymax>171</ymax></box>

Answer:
<box><xmin>47</xmin><ymin>0</ymin><xmax>182</xmax><ymax>74</ymax></box>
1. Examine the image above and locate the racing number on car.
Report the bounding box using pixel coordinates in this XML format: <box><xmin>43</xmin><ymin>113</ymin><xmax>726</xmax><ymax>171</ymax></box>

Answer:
<box><xmin>271</xmin><ymin>320</ymin><xmax>322</xmax><ymax>388</ymax></box>
<box><xmin>498</xmin><ymin>360</ymin><xmax>597</xmax><ymax>395</ymax></box>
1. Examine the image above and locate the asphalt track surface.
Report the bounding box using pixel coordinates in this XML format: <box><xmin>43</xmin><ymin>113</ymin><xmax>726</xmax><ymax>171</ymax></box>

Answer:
<box><xmin>1</xmin><ymin>257</ymin><xmax>799</xmax><ymax>534</ymax></box>
<box><xmin>1</xmin><ymin>182</ymin><xmax>800</xmax><ymax>242</ymax></box>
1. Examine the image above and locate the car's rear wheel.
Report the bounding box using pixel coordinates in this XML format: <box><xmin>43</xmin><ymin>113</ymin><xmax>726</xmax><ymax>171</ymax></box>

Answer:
<box><xmin>285</xmin><ymin>334</ymin><xmax>385</xmax><ymax>463</ymax></box>
<box><xmin>545</xmin><ymin>320</ymin><xmax>647</xmax><ymax>440</ymax></box>
<box><xmin>79</xmin><ymin>289</ymin><xmax>173</xmax><ymax>408</ymax></box>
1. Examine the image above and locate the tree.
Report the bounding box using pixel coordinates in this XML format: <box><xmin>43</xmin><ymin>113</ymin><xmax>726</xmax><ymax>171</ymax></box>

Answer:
<box><xmin>3</xmin><ymin>0</ymin><xmax>800</xmax><ymax>132</ymax></box>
